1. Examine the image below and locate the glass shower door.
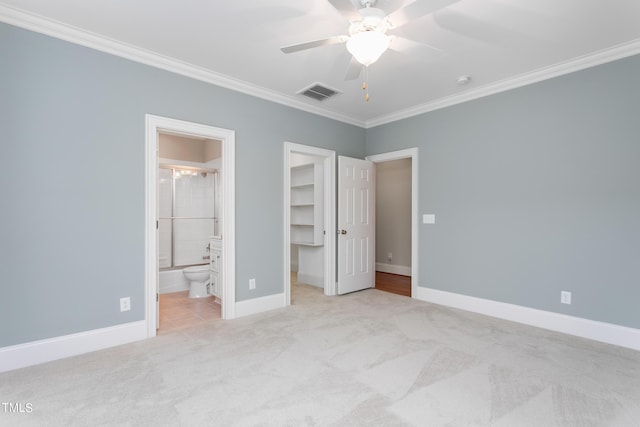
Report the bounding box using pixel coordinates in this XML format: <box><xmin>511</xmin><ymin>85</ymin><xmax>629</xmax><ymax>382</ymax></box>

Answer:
<box><xmin>159</xmin><ymin>166</ymin><xmax>216</xmax><ymax>268</ymax></box>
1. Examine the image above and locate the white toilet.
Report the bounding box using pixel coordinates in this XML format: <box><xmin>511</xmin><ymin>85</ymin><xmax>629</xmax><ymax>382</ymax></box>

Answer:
<box><xmin>183</xmin><ymin>265</ymin><xmax>210</xmax><ymax>298</ymax></box>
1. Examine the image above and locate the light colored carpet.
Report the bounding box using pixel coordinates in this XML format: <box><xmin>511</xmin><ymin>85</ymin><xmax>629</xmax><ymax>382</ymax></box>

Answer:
<box><xmin>2</xmin><ymin>284</ymin><xmax>640</xmax><ymax>426</ymax></box>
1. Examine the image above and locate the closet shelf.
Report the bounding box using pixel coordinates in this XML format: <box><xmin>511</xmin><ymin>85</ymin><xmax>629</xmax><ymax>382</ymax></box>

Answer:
<box><xmin>290</xmin><ymin>163</ymin><xmax>323</xmax><ymax>247</ymax></box>
<box><xmin>291</xmin><ymin>240</ymin><xmax>323</xmax><ymax>247</ymax></box>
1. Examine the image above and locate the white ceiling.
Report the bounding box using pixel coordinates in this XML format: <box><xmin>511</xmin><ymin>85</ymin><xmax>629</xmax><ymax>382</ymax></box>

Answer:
<box><xmin>2</xmin><ymin>0</ymin><xmax>640</xmax><ymax>127</ymax></box>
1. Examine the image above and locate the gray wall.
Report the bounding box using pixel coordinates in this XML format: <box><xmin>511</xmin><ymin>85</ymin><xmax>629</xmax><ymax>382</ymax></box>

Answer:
<box><xmin>367</xmin><ymin>54</ymin><xmax>640</xmax><ymax>329</ymax></box>
<box><xmin>2</xmin><ymin>21</ymin><xmax>639</xmax><ymax>350</ymax></box>
<box><xmin>0</xmin><ymin>23</ymin><xmax>365</xmax><ymax>347</ymax></box>
<box><xmin>375</xmin><ymin>158</ymin><xmax>412</xmax><ymax>268</ymax></box>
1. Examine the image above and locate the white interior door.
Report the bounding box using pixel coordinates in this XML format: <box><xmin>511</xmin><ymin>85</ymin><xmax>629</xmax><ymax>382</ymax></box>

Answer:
<box><xmin>337</xmin><ymin>156</ymin><xmax>375</xmax><ymax>294</ymax></box>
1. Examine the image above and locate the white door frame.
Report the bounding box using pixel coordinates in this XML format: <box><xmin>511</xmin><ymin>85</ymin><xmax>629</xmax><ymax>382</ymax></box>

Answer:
<box><xmin>366</xmin><ymin>148</ymin><xmax>419</xmax><ymax>298</ymax></box>
<box><xmin>284</xmin><ymin>142</ymin><xmax>336</xmax><ymax>302</ymax></box>
<box><xmin>145</xmin><ymin>114</ymin><xmax>236</xmax><ymax>337</ymax></box>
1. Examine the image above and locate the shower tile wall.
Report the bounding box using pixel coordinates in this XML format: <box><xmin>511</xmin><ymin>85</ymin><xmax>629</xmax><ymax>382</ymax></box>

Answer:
<box><xmin>159</xmin><ymin>168</ymin><xmax>215</xmax><ymax>268</ymax></box>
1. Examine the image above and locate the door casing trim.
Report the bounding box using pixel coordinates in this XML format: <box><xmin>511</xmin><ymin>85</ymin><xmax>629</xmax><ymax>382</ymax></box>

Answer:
<box><xmin>366</xmin><ymin>148</ymin><xmax>419</xmax><ymax>298</ymax></box>
<box><xmin>283</xmin><ymin>142</ymin><xmax>336</xmax><ymax>302</ymax></box>
<box><xmin>145</xmin><ymin>114</ymin><xmax>236</xmax><ymax>338</ymax></box>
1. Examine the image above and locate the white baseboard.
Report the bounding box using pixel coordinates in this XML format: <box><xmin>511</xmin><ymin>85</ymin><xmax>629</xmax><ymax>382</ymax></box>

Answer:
<box><xmin>416</xmin><ymin>287</ymin><xmax>640</xmax><ymax>351</ymax></box>
<box><xmin>0</xmin><ymin>321</ymin><xmax>147</xmax><ymax>373</ymax></box>
<box><xmin>235</xmin><ymin>293</ymin><xmax>286</xmax><ymax>318</ymax></box>
<box><xmin>297</xmin><ymin>272</ymin><xmax>324</xmax><ymax>288</ymax></box>
<box><xmin>376</xmin><ymin>263</ymin><xmax>411</xmax><ymax>276</ymax></box>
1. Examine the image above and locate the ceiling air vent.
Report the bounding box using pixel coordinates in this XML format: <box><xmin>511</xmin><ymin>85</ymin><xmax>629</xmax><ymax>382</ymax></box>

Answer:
<box><xmin>298</xmin><ymin>83</ymin><xmax>341</xmax><ymax>101</ymax></box>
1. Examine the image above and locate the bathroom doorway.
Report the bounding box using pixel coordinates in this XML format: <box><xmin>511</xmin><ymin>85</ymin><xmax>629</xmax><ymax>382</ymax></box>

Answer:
<box><xmin>145</xmin><ymin>115</ymin><xmax>236</xmax><ymax>338</ymax></box>
<box><xmin>157</xmin><ymin>135</ymin><xmax>221</xmax><ymax>332</ymax></box>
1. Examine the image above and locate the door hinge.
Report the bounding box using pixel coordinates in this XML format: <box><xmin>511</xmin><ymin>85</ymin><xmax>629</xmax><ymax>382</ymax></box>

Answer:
<box><xmin>156</xmin><ymin>220</ymin><xmax>159</xmax><ymax>230</ymax></box>
<box><xmin>156</xmin><ymin>293</ymin><xmax>159</xmax><ymax>302</ymax></box>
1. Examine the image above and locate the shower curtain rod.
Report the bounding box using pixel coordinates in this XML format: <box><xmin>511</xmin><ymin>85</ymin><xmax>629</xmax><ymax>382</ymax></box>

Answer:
<box><xmin>159</xmin><ymin>164</ymin><xmax>218</xmax><ymax>173</ymax></box>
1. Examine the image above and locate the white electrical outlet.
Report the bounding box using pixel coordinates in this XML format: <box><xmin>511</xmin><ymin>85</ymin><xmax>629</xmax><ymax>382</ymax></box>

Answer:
<box><xmin>249</xmin><ymin>278</ymin><xmax>256</xmax><ymax>290</ymax></box>
<box><xmin>387</xmin><ymin>252</ymin><xmax>392</xmax><ymax>262</ymax></box>
<box><xmin>120</xmin><ymin>297</ymin><xmax>131</xmax><ymax>312</ymax></box>
<box><xmin>560</xmin><ymin>291</ymin><xmax>571</xmax><ymax>305</ymax></box>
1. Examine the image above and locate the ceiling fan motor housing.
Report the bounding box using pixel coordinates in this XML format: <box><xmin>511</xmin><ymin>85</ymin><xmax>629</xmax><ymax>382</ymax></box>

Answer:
<box><xmin>350</xmin><ymin>7</ymin><xmax>388</xmax><ymax>35</ymax></box>
<box><xmin>358</xmin><ymin>0</ymin><xmax>377</xmax><ymax>8</ymax></box>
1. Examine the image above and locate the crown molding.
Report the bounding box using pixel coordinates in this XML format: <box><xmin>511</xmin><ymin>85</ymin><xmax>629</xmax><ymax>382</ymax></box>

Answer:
<box><xmin>366</xmin><ymin>38</ymin><xmax>640</xmax><ymax>128</ymax></box>
<box><xmin>0</xmin><ymin>4</ymin><xmax>366</xmax><ymax>128</ymax></box>
<box><xmin>2</xmin><ymin>4</ymin><xmax>639</xmax><ymax>130</ymax></box>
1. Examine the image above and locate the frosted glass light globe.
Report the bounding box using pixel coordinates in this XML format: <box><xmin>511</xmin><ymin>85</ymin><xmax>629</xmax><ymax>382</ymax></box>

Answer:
<box><xmin>346</xmin><ymin>31</ymin><xmax>390</xmax><ymax>66</ymax></box>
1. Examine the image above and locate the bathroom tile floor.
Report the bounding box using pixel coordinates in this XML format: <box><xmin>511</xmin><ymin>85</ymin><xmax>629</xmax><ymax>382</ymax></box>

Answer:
<box><xmin>158</xmin><ymin>291</ymin><xmax>220</xmax><ymax>333</ymax></box>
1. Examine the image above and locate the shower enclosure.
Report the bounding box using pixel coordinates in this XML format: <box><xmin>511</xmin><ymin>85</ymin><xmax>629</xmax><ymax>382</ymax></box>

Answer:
<box><xmin>158</xmin><ymin>165</ymin><xmax>219</xmax><ymax>269</ymax></box>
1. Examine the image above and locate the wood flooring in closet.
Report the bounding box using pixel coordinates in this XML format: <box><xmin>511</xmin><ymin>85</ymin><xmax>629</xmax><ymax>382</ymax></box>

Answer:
<box><xmin>294</xmin><ymin>271</ymin><xmax>411</xmax><ymax>297</ymax></box>
<box><xmin>375</xmin><ymin>271</ymin><xmax>411</xmax><ymax>297</ymax></box>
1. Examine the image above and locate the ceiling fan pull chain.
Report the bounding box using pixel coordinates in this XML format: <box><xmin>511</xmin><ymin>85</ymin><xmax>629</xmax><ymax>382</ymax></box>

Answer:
<box><xmin>364</xmin><ymin>66</ymin><xmax>370</xmax><ymax>102</ymax></box>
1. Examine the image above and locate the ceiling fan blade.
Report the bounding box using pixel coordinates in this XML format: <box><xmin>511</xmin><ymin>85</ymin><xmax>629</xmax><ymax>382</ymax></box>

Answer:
<box><xmin>389</xmin><ymin>36</ymin><xmax>442</xmax><ymax>55</ymax></box>
<box><xmin>388</xmin><ymin>0</ymin><xmax>459</xmax><ymax>28</ymax></box>
<box><xmin>344</xmin><ymin>56</ymin><xmax>363</xmax><ymax>80</ymax></box>
<box><xmin>281</xmin><ymin>35</ymin><xmax>348</xmax><ymax>54</ymax></box>
<box><xmin>327</xmin><ymin>0</ymin><xmax>361</xmax><ymax>21</ymax></box>
<box><xmin>433</xmin><ymin>12</ymin><xmax>524</xmax><ymax>46</ymax></box>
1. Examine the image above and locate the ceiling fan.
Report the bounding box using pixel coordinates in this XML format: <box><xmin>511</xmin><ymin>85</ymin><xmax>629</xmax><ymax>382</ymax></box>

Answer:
<box><xmin>281</xmin><ymin>0</ymin><xmax>458</xmax><ymax>95</ymax></box>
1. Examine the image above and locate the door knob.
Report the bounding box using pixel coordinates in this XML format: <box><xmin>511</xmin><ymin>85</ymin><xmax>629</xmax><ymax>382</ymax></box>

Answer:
<box><xmin>338</xmin><ymin>229</ymin><xmax>347</xmax><ymax>235</ymax></box>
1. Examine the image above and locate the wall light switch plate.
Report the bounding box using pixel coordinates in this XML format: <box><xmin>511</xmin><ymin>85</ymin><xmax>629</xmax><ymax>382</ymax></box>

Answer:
<box><xmin>120</xmin><ymin>297</ymin><xmax>131</xmax><ymax>312</ymax></box>
<box><xmin>423</xmin><ymin>214</ymin><xmax>436</xmax><ymax>224</ymax></box>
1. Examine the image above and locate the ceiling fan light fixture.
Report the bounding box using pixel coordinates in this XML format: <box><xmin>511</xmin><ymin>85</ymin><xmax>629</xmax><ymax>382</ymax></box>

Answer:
<box><xmin>346</xmin><ymin>30</ymin><xmax>390</xmax><ymax>66</ymax></box>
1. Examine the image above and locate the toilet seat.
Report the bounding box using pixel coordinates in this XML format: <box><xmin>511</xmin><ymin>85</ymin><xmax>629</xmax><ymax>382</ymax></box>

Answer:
<box><xmin>184</xmin><ymin>265</ymin><xmax>209</xmax><ymax>273</ymax></box>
